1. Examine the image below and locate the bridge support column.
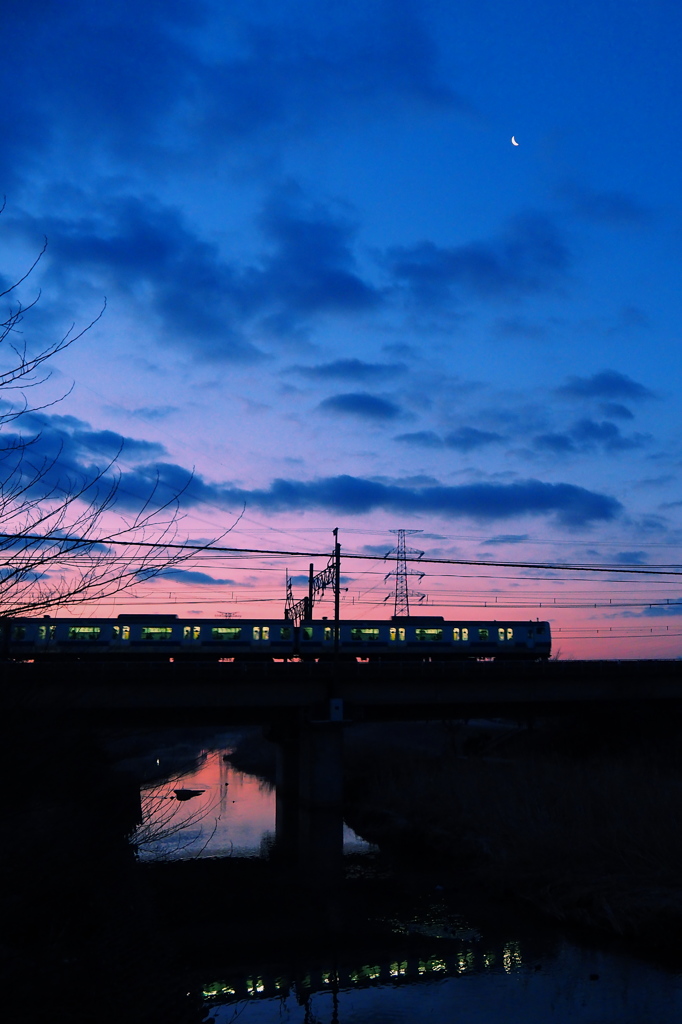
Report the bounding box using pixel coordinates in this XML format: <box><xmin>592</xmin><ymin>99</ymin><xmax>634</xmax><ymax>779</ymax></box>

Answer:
<box><xmin>270</xmin><ymin>703</ymin><xmax>345</xmax><ymax>887</ymax></box>
<box><xmin>296</xmin><ymin>718</ymin><xmax>344</xmax><ymax>885</ymax></box>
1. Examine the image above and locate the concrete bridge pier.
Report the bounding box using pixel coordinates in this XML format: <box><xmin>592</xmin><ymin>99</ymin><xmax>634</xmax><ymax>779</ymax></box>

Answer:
<box><xmin>271</xmin><ymin>700</ymin><xmax>345</xmax><ymax>888</ymax></box>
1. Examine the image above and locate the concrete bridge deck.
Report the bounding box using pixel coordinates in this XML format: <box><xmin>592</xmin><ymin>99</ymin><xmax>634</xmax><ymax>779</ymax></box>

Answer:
<box><xmin>3</xmin><ymin>658</ymin><xmax>681</xmax><ymax>721</ymax></box>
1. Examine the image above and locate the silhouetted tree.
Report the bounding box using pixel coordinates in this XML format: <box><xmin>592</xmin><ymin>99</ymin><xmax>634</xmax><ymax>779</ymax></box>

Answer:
<box><xmin>0</xmin><ymin>227</ymin><xmax>211</xmax><ymax>615</ymax></box>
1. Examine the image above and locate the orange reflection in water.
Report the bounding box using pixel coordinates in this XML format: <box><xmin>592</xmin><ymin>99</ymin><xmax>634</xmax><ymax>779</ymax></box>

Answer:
<box><xmin>135</xmin><ymin>749</ymin><xmax>275</xmax><ymax>861</ymax></box>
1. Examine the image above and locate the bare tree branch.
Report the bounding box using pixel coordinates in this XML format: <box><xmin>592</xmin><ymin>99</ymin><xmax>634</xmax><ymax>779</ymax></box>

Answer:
<box><xmin>0</xmin><ymin>221</ymin><xmax>226</xmax><ymax>616</ymax></box>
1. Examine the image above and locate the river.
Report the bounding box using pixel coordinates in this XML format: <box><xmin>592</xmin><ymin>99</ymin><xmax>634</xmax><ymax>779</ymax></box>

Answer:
<box><xmin>132</xmin><ymin>731</ymin><xmax>682</xmax><ymax>1023</ymax></box>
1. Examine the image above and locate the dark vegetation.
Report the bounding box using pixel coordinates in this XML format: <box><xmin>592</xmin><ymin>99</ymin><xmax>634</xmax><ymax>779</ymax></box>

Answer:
<box><xmin>1</xmin><ymin>717</ymin><xmax>208</xmax><ymax>1024</ymax></box>
<box><xmin>341</xmin><ymin>715</ymin><xmax>682</xmax><ymax>947</ymax></box>
<box><xmin>230</xmin><ymin>712</ymin><xmax>682</xmax><ymax>949</ymax></box>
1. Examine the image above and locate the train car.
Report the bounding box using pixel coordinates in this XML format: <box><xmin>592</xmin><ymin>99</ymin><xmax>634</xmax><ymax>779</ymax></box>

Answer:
<box><xmin>297</xmin><ymin>616</ymin><xmax>550</xmax><ymax>660</ymax></box>
<box><xmin>3</xmin><ymin>614</ymin><xmax>551</xmax><ymax>661</ymax></box>
<box><xmin>4</xmin><ymin>615</ymin><xmax>295</xmax><ymax>661</ymax></box>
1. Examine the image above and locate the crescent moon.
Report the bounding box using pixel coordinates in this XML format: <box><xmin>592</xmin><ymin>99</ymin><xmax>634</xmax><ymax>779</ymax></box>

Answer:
<box><xmin>511</xmin><ymin>136</ymin><xmax>519</xmax><ymax>146</ymax></box>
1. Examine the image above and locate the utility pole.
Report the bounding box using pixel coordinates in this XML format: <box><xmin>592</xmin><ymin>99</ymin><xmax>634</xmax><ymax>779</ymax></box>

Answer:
<box><xmin>284</xmin><ymin>534</ymin><xmax>344</xmax><ymax>626</ymax></box>
<box><xmin>384</xmin><ymin>528</ymin><xmax>425</xmax><ymax>617</ymax></box>
<box><xmin>307</xmin><ymin>563</ymin><xmax>314</xmax><ymax>621</ymax></box>
<box><xmin>333</xmin><ymin>527</ymin><xmax>340</xmax><ymax>657</ymax></box>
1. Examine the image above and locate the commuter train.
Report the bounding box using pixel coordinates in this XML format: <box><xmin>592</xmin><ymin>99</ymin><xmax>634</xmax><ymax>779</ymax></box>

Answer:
<box><xmin>3</xmin><ymin>614</ymin><xmax>551</xmax><ymax>661</ymax></box>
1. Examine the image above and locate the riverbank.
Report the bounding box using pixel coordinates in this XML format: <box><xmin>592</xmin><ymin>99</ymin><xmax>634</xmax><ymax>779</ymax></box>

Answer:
<box><xmin>229</xmin><ymin>714</ymin><xmax>682</xmax><ymax>950</ymax></box>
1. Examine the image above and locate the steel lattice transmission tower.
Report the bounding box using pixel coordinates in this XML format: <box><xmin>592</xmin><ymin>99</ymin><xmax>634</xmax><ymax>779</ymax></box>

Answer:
<box><xmin>384</xmin><ymin>529</ymin><xmax>425</xmax><ymax>617</ymax></box>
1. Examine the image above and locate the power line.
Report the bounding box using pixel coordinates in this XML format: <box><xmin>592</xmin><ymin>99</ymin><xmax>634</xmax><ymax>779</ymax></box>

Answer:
<box><xmin>2</xmin><ymin>531</ymin><xmax>682</xmax><ymax>575</ymax></box>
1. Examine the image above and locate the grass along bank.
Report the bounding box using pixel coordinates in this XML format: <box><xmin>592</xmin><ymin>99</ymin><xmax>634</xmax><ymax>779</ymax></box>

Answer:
<box><xmin>341</xmin><ymin>717</ymin><xmax>682</xmax><ymax>942</ymax></box>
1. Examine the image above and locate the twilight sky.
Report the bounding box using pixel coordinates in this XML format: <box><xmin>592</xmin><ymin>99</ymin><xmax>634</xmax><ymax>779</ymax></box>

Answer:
<box><xmin>1</xmin><ymin>0</ymin><xmax>681</xmax><ymax>656</ymax></box>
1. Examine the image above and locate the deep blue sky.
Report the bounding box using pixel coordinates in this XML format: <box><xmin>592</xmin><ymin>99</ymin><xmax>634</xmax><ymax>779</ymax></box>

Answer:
<box><xmin>1</xmin><ymin>0</ymin><xmax>681</xmax><ymax>654</ymax></box>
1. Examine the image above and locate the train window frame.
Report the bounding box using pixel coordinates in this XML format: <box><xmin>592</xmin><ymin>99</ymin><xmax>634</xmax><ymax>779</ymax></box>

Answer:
<box><xmin>389</xmin><ymin>627</ymin><xmax>406</xmax><ymax>641</ymax></box>
<box><xmin>183</xmin><ymin>625</ymin><xmax>201</xmax><ymax>640</ymax></box>
<box><xmin>211</xmin><ymin>626</ymin><xmax>241</xmax><ymax>640</ymax></box>
<box><xmin>113</xmin><ymin>625</ymin><xmax>131</xmax><ymax>640</ymax></box>
<box><xmin>453</xmin><ymin>627</ymin><xmax>460</xmax><ymax>641</ymax></box>
<box><xmin>252</xmin><ymin>626</ymin><xmax>270</xmax><ymax>641</ymax></box>
<box><xmin>350</xmin><ymin>627</ymin><xmax>381</xmax><ymax>642</ymax></box>
<box><xmin>68</xmin><ymin>626</ymin><xmax>102</xmax><ymax>641</ymax></box>
<box><xmin>141</xmin><ymin>626</ymin><xmax>174</xmax><ymax>641</ymax></box>
<box><xmin>498</xmin><ymin>627</ymin><xmax>505</xmax><ymax>641</ymax></box>
<box><xmin>462</xmin><ymin>627</ymin><xmax>469</xmax><ymax>641</ymax></box>
<box><xmin>415</xmin><ymin>628</ymin><xmax>443</xmax><ymax>642</ymax></box>
<box><xmin>507</xmin><ymin>627</ymin><xmax>513</xmax><ymax>640</ymax></box>
<box><xmin>38</xmin><ymin>624</ymin><xmax>56</xmax><ymax>641</ymax></box>
<box><xmin>478</xmin><ymin>628</ymin><xmax>490</xmax><ymax>640</ymax></box>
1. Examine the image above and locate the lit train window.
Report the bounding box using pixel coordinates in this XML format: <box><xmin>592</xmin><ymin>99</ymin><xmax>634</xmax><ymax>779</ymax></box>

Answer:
<box><xmin>415</xmin><ymin>629</ymin><xmax>443</xmax><ymax>641</ymax></box>
<box><xmin>113</xmin><ymin>625</ymin><xmax>130</xmax><ymax>640</ymax></box>
<box><xmin>68</xmin><ymin>626</ymin><xmax>101</xmax><ymax>640</ymax></box>
<box><xmin>183</xmin><ymin>625</ymin><xmax>201</xmax><ymax>640</ymax></box>
<box><xmin>462</xmin><ymin>628</ymin><xmax>469</xmax><ymax>640</ymax></box>
<box><xmin>478</xmin><ymin>628</ymin><xmax>489</xmax><ymax>639</ymax></box>
<box><xmin>453</xmin><ymin>628</ymin><xmax>460</xmax><ymax>641</ymax></box>
<box><xmin>324</xmin><ymin>626</ymin><xmax>332</xmax><ymax>641</ymax></box>
<box><xmin>141</xmin><ymin>627</ymin><xmax>173</xmax><ymax>640</ymax></box>
<box><xmin>212</xmin><ymin>627</ymin><xmax>241</xmax><ymax>640</ymax></box>
<box><xmin>507</xmin><ymin>628</ymin><xmax>513</xmax><ymax>640</ymax></box>
<box><xmin>389</xmin><ymin>627</ymin><xmax>406</xmax><ymax>641</ymax></box>
<box><xmin>39</xmin><ymin>624</ymin><xmax>56</xmax><ymax>641</ymax></box>
<box><xmin>253</xmin><ymin>626</ymin><xmax>270</xmax><ymax>640</ymax></box>
<box><xmin>280</xmin><ymin>627</ymin><xmax>292</xmax><ymax>640</ymax></box>
<box><xmin>12</xmin><ymin>625</ymin><xmax>26</xmax><ymax>639</ymax></box>
<box><xmin>498</xmin><ymin>628</ymin><xmax>505</xmax><ymax>641</ymax></box>
<box><xmin>302</xmin><ymin>627</ymin><xmax>313</xmax><ymax>640</ymax></box>
<box><xmin>351</xmin><ymin>628</ymin><xmax>380</xmax><ymax>641</ymax></box>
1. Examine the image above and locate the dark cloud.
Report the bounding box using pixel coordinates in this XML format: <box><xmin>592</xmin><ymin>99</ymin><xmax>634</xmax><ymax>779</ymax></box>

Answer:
<box><xmin>209</xmin><ymin>475</ymin><xmax>622</xmax><ymax>527</ymax></box>
<box><xmin>386</xmin><ymin>213</ymin><xmax>569</xmax><ymax>306</ymax></box>
<box><xmin>533</xmin><ymin>419</ymin><xmax>648</xmax><ymax>455</ymax></box>
<box><xmin>443</xmin><ymin>427</ymin><xmax>504</xmax><ymax>451</ymax></box>
<box><xmin>641</xmin><ymin>603</ymin><xmax>682</xmax><ymax>618</ymax></box>
<box><xmin>484</xmin><ymin>534</ymin><xmax>529</xmax><ymax>545</ymax></box>
<box><xmin>189</xmin><ymin>1</ymin><xmax>460</xmax><ymax>142</ymax></box>
<box><xmin>256</xmin><ymin>191</ymin><xmax>382</xmax><ymax>319</ymax></box>
<box><xmin>290</xmin><ymin>358</ymin><xmax>406</xmax><ymax>381</ymax></box>
<box><xmin>570</xmin><ymin>419</ymin><xmax>648</xmax><ymax>452</ymax></box>
<box><xmin>394</xmin><ymin>431</ymin><xmax>444</xmax><ymax>447</ymax></box>
<box><xmin>0</xmin><ymin>401</ymin><xmax>622</xmax><ymax>530</ymax></box>
<box><xmin>395</xmin><ymin>428</ymin><xmax>503</xmax><ymax>451</ymax></box>
<box><xmin>154</xmin><ymin>569</ymin><xmax>235</xmax><ymax>585</ymax></box>
<box><xmin>533</xmin><ymin>433</ymin><xmax>577</xmax><ymax>454</ymax></box>
<box><xmin>0</xmin><ymin>0</ymin><xmax>459</xmax><ymax>186</ymax></box>
<box><xmin>17</xmin><ymin>189</ymin><xmax>382</xmax><ymax>359</ymax></box>
<box><xmin>128</xmin><ymin>406</ymin><xmax>181</xmax><ymax>421</ymax></box>
<box><xmin>15</xmin><ymin>412</ymin><xmax>166</xmax><ymax>463</ymax></box>
<box><xmin>318</xmin><ymin>393</ymin><xmax>402</xmax><ymax>420</ymax></box>
<box><xmin>599</xmin><ymin>403</ymin><xmax>634</xmax><ymax>421</ymax></box>
<box><xmin>559</xmin><ymin>183</ymin><xmax>651</xmax><ymax>226</ymax></box>
<box><xmin>614</xmin><ymin>551</ymin><xmax>648</xmax><ymax>565</ymax></box>
<box><xmin>556</xmin><ymin>370</ymin><xmax>654</xmax><ymax>401</ymax></box>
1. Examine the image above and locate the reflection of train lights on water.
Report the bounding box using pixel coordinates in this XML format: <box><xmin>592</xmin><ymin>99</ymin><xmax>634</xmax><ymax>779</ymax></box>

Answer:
<box><xmin>202</xmin><ymin>941</ymin><xmax>527</xmax><ymax>1005</ymax></box>
<box><xmin>5</xmin><ymin>614</ymin><xmax>551</xmax><ymax>660</ymax></box>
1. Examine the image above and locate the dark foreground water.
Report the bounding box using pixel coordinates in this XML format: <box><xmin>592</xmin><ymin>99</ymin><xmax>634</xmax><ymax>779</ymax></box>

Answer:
<box><xmin>132</xmin><ymin>733</ymin><xmax>682</xmax><ymax>1024</ymax></box>
<box><xmin>203</xmin><ymin>945</ymin><xmax>682</xmax><ymax>1024</ymax></box>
